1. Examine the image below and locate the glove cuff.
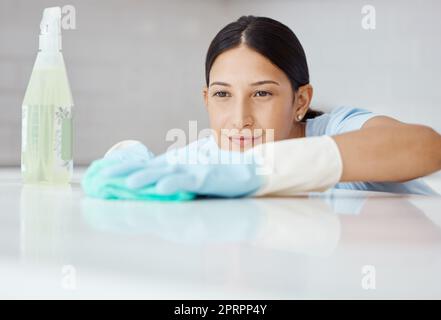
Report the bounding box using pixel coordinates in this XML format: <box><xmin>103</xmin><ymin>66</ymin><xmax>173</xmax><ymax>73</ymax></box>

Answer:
<box><xmin>249</xmin><ymin>135</ymin><xmax>343</xmax><ymax>196</ymax></box>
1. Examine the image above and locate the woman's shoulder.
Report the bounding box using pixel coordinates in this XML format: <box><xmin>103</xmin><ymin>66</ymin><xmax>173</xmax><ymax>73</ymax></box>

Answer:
<box><xmin>306</xmin><ymin>106</ymin><xmax>380</xmax><ymax>137</ymax></box>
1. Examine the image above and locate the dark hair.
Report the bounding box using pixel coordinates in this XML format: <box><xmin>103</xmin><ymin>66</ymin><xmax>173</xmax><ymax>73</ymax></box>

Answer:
<box><xmin>205</xmin><ymin>15</ymin><xmax>323</xmax><ymax>121</ymax></box>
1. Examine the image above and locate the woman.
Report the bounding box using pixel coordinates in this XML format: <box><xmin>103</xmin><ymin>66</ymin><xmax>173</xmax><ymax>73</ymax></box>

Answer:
<box><xmin>83</xmin><ymin>16</ymin><xmax>441</xmax><ymax>199</ymax></box>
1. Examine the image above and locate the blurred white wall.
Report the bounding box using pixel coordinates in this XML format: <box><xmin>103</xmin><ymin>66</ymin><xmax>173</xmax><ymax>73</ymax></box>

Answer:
<box><xmin>1</xmin><ymin>0</ymin><xmax>440</xmax><ymax>165</ymax></box>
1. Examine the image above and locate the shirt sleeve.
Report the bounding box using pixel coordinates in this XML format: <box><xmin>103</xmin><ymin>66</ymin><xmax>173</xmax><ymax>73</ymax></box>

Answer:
<box><xmin>325</xmin><ymin>106</ymin><xmax>380</xmax><ymax>136</ymax></box>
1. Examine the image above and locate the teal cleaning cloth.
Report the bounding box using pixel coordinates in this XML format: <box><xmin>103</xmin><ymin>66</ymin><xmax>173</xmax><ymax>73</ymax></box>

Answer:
<box><xmin>81</xmin><ymin>158</ymin><xmax>196</xmax><ymax>201</ymax></box>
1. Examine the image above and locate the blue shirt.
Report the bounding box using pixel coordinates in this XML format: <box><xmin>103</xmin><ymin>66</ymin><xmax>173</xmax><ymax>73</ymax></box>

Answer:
<box><xmin>305</xmin><ymin>106</ymin><xmax>439</xmax><ymax>196</ymax></box>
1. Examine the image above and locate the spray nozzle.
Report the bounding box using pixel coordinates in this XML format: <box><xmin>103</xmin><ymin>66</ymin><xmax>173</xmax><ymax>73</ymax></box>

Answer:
<box><xmin>39</xmin><ymin>7</ymin><xmax>62</xmax><ymax>51</ymax></box>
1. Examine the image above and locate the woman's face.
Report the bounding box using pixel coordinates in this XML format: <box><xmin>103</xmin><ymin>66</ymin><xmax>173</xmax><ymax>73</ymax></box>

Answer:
<box><xmin>203</xmin><ymin>44</ymin><xmax>312</xmax><ymax>152</ymax></box>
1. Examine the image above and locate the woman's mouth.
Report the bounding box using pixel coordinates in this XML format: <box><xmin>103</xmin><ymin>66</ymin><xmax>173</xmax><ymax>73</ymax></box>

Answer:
<box><xmin>228</xmin><ymin>135</ymin><xmax>262</xmax><ymax>147</ymax></box>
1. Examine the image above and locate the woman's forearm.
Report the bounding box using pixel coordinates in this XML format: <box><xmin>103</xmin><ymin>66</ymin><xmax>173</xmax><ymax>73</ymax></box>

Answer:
<box><xmin>333</xmin><ymin>124</ymin><xmax>441</xmax><ymax>183</ymax></box>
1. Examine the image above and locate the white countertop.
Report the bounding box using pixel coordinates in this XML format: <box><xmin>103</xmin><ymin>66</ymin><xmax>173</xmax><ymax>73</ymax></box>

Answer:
<box><xmin>1</xmin><ymin>167</ymin><xmax>441</xmax><ymax>299</ymax></box>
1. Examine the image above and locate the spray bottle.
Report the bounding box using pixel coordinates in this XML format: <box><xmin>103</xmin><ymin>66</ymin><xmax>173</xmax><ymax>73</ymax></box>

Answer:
<box><xmin>22</xmin><ymin>7</ymin><xmax>74</xmax><ymax>184</ymax></box>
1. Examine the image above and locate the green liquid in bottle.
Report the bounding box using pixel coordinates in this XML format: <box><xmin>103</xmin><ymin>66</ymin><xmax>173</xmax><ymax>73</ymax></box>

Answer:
<box><xmin>21</xmin><ymin>54</ymin><xmax>74</xmax><ymax>185</ymax></box>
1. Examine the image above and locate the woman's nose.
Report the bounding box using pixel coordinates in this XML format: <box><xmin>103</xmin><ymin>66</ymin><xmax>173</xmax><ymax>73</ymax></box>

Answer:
<box><xmin>232</xmin><ymin>101</ymin><xmax>254</xmax><ymax>129</ymax></box>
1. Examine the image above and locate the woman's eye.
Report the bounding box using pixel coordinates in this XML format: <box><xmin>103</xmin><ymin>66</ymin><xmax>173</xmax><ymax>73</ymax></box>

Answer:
<box><xmin>254</xmin><ymin>91</ymin><xmax>272</xmax><ymax>97</ymax></box>
<box><xmin>213</xmin><ymin>91</ymin><xmax>230</xmax><ymax>98</ymax></box>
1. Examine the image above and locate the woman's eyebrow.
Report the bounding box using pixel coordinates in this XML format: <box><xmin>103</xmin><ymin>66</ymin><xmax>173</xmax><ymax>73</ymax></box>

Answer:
<box><xmin>210</xmin><ymin>81</ymin><xmax>230</xmax><ymax>87</ymax></box>
<box><xmin>250</xmin><ymin>80</ymin><xmax>280</xmax><ymax>86</ymax></box>
<box><xmin>209</xmin><ymin>80</ymin><xmax>280</xmax><ymax>87</ymax></box>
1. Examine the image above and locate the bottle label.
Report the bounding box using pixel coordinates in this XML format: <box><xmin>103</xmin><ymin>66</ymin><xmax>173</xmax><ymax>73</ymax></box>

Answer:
<box><xmin>61</xmin><ymin>118</ymin><xmax>72</xmax><ymax>160</ymax></box>
<box><xmin>54</xmin><ymin>106</ymin><xmax>73</xmax><ymax>170</ymax></box>
<box><xmin>21</xmin><ymin>104</ymin><xmax>73</xmax><ymax>182</ymax></box>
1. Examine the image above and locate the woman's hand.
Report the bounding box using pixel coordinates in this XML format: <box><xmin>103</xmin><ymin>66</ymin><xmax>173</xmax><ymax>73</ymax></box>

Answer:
<box><xmin>97</xmin><ymin>135</ymin><xmax>344</xmax><ymax>198</ymax></box>
<box><xmin>102</xmin><ymin>149</ymin><xmax>264</xmax><ymax>198</ymax></box>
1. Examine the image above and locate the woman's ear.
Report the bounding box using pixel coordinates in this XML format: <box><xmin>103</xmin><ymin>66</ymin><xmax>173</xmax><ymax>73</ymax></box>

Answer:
<box><xmin>202</xmin><ymin>86</ymin><xmax>209</xmax><ymax>109</ymax></box>
<box><xmin>294</xmin><ymin>84</ymin><xmax>313</xmax><ymax>117</ymax></box>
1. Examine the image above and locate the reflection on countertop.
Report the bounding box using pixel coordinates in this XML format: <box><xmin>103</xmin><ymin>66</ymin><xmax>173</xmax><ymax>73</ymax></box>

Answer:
<box><xmin>0</xmin><ymin>168</ymin><xmax>440</xmax><ymax>298</ymax></box>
